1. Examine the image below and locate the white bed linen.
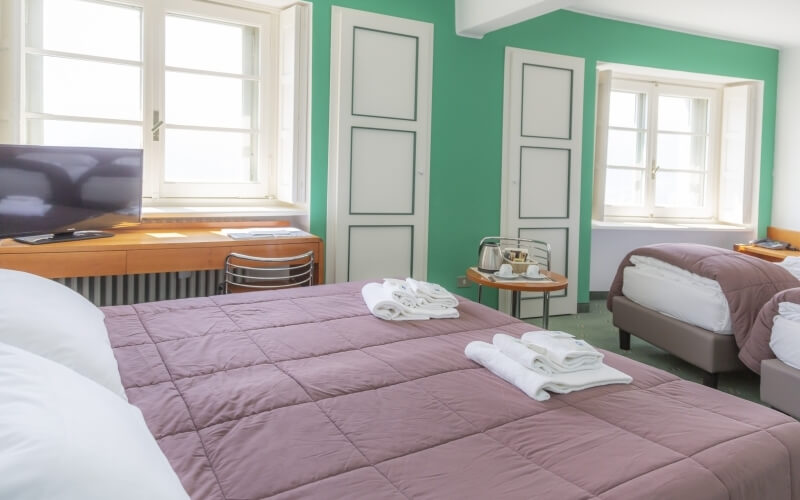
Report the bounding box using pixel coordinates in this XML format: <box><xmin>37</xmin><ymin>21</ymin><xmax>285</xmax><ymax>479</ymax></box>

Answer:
<box><xmin>622</xmin><ymin>255</ymin><xmax>733</xmax><ymax>334</ymax></box>
<box><xmin>0</xmin><ymin>343</ymin><xmax>190</xmax><ymax>500</ymax></box>
<box><xmin>770</xmin><ymin>302</ymin><xmax>800</xmax><ymax>370</ymax></box>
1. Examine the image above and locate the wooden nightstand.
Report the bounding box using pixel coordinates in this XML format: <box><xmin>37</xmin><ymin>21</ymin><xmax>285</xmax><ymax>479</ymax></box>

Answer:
<box><xmin>734</xmin><ymin>226</ymin><xmax>800</xmax><ymax>262</ymax></box>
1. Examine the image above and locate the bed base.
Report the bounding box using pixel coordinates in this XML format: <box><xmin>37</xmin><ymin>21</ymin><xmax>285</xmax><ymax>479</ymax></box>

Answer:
<box><xmin>761</xmin><ymin>359</ymin><xmax>800</xmax><ymax>420</ymax></box>
<box><xmin>612</xmin><ymin>296</ymin><xmax>743</xmax><ymax>388</ymax></box>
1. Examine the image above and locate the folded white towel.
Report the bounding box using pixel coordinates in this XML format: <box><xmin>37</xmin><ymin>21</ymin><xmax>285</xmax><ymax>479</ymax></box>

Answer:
<box><xmin>493</xmin><ymin>333</ymin><xmax>601</xmax><ymax>375</ymax></box>
<box><xmin>465</xmin><ymin>341</ymin><xmax>552</xmax><ymax>400</ymax></box>
<box><xmin>520</xmin><ymin>331</ymin><xmax>604</xmax><ymax>372</ymax></box>
<box><xmin>382</xmin><ymin>279</ymin><xmax>420</xmax><ymax>308</ymax></box>
<box><xmin>414</xmin><ymin>305</ymin><xmax>460</xmax><ymax>319</ymax></box>
<box><xmin>405</xmin><ymin>278</ymin><xmax>459</xmax><ymax>308</ymax></box>
<box><xmin>361</xmin><ymin>283</ymin><xmax>430</xmax><ymax>321</ymax></box>
<box><xmin>465</xmin><ymin>341</ymin><xmax>632</xmax><ymax>401</ymax></box>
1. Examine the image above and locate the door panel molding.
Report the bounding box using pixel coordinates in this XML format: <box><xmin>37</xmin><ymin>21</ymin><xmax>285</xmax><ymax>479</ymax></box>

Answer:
<box><xmin>327</xmin><ymin>7</ymin><xmax>433</xmax><ymax>283</ymax></box>
<box><xmin>501</xmin><ymin>47</ymin><xmax>584</xmax><ymax>318</ymax></box>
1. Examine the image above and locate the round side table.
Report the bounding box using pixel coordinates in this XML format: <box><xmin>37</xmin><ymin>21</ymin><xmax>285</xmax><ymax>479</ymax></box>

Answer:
<box><xmin>466</xmin><ymin>267</ymin><xmax>568</xmax><ymax>329</ymax></box>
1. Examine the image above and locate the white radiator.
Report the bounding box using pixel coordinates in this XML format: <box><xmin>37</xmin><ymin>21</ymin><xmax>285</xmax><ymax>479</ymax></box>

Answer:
<box><xmin>55</xmin><ymin>270</ymin><xmax>226</xmax><ymax>307</ymax></box>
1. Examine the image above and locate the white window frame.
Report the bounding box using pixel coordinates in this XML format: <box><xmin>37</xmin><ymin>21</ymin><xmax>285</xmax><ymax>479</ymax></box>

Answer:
<box><xmin>10</xmin><ymin>0</ymin><xmax>310</xmax><ymax>207</ymax></box>
<box><xmin>603</xmin><ymin>77</ymin><xmax>721</xmax><ymax>220</ymax></box>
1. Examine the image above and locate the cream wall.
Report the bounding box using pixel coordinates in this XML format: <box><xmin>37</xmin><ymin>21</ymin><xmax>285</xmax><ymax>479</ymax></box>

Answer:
<box><xmin>772</xmin><ymin>47</ymin><xmax>800</xmax><ymax>231</ymax></box>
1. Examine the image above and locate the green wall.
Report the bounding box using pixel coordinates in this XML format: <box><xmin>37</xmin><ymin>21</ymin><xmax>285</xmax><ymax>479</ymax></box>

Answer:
<box><xmin>308</xmin><ymin>1</ymin><xmax>780</xmax><ymax>305</ymax></box>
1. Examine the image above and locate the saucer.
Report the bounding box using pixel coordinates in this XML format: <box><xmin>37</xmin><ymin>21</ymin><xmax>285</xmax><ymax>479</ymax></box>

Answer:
<box><xmin>493</xmin><ymin>271</ymin><xmax>518</xmax><ymax>279</ymax></box>
<box><xmin>524</xmin><ymin>272</ymin><xmax>545</xmax><ymax>279</ymax></box>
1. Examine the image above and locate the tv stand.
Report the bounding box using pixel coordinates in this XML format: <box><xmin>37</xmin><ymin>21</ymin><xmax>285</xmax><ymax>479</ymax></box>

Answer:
<box><xmin>14</xmin><ymin>230</ymin><xmax>114</xmax><ymax>245</ymax></box>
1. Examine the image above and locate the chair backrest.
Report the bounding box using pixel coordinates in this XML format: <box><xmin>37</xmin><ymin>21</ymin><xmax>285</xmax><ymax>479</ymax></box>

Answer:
<box><xmin>223</xmin><ymin>250</ymin><xmax>314</xmax><ymax>294</ymax></box>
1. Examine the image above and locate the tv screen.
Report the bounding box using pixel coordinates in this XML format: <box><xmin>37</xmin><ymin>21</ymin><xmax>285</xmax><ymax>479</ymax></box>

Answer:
<box><xmin>0</xmin><ymin>144</ymin><xmax>143</xmax><ymax>240</ymax></box>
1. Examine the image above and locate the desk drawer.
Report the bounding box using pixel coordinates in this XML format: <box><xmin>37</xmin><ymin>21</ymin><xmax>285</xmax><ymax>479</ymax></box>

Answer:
<box><xmin>0</xmin><ymin>251</ymin><xmax>126</xmax><ymax>278</ymax></box>
<box><xmin>127</xmin><ymin>247</ymin><xmax>217</xmax><ymax>274</ymax></box>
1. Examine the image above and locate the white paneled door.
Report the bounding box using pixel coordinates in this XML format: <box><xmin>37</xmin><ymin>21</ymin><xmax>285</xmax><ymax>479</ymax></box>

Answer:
<box><xmin>327</xmin><ymin>7</ymin><xmax>433</xmax><ymax>283</ymax></box>
<box><xmin>501</xmin><ymin>48</ymin><xmax>584</xmax><ymax>318</ymax></box>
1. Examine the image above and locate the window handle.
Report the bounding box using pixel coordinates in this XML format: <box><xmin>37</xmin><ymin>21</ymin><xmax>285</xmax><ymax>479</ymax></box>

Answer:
<box><xmin>152</xmin><ymin>111</ymin><xmax>164</xmax><ymax>141</ymax></box>
<box><xmin>650</xmin><ymin>163</ymin><xmax>660</xmax><ymax>180</ymax></box>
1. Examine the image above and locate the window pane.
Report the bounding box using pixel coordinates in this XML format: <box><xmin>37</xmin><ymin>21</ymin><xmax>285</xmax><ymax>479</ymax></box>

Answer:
<box><xmin>164</xmin><ymin>129</ymin><xmax>254</xmax><ymax>183</ymax></box>
<box><xmin>655</xmin><ymin>171</ymin><xmax>705</xmax><ymax>208</ymax></box>
<box><xmin>658</xmin><ymin>95</ymin><xmax>708</xmax><ymax>133</ymax></box>
<box><xmin>609</xmin><ymin>91</ymin><xmax>646</xmax><ymax>129</ymax></box>
<box><xmin>28</xmin><ymin>0</ymin><xmax>141</xmax><ymax>61</ymax></box>
<box><xmin>166</xmin><ymin>71</ymin><xmax>256</xmax><ymax>129</ymax></box>
<box><xmin>656</xmin><ymin>133</ymin><xmax>707</xmax><ymax>171</ymax></box>
<box><xmin>607</xmin><ymin>129</ymin><xmax>646</xmax><ymax>166</ymax></box>
<box><xmin>605</xmin><ymin>168</ymin><xmax>645</xmax><ymax>207</ymax></box>
<box><xmin>166</xmin><ymin>15</ymin><xmax>257</xmax><ymax>75</ymax></box>
<box><xmin>27</xmin><ymin>119</ymin><xmax>142</xmax><ymax>149</ymax></box>
<box><xmin>27</xmin><ymin>55</ymin><xmax>141</xmax><ymax>121</ymax></box>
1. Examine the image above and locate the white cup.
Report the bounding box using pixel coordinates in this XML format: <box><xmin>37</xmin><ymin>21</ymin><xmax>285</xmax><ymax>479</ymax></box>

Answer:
<box><xmin>498</xmin><ymin>263</ymin><xmax>513</xmax><ymax>277</ymax></box>
<box><xmin>526</xmin><ymin>264</ymin><xmax>540</xmax><ymax>277</ymax></box>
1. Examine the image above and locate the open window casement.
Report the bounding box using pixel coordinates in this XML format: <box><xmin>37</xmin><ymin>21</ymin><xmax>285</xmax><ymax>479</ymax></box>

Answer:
<box><xmin>276</xmin><ymin>3</ymin><xmax>310</xmax><ymax>206</ymax></box>
<box><xmin>717</xmin><ymin>82</ymin><xmax>760</xmax><ymax>226</ymax></box>
<box><xmin>592</xmin><ymin>69</ymin><xmax>612</xmax><ymax>220</ymax></box>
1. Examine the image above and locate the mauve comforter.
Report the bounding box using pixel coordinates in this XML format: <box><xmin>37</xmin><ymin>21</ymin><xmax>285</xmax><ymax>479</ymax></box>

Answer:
<box><xmin>104</xmin><ymin>281</ymin><xmax>800</xmax><ymax>500</ymax></box>
<box><xmin>740</xmin><ymin>288</ymin><xmax>800</xmax><ymax>373</ymax></box>
<box><xmin>608</xmin><ymin>244</ymin><xmax>799</xmax><ymax>363</ymax></box>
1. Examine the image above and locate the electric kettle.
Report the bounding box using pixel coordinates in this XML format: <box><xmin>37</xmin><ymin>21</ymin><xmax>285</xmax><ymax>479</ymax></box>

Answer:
<box><xmin>478</xmin><ymin>237</ymin><xmax>504</xmax><ymax>272</ymax></box>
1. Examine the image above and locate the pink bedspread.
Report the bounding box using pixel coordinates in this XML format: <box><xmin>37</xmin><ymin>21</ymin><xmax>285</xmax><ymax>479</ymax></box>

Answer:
<box><xmin>104</xmin><ymin>281</ymin><xmax>800</xmax><ymax>500</ymax></box>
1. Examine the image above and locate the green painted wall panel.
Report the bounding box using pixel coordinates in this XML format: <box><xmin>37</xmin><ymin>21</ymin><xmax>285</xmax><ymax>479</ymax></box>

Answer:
<box><xmin>308</xmin><ymin>2</ymin><xmax>779</xmax><ymax>306</ymax></box>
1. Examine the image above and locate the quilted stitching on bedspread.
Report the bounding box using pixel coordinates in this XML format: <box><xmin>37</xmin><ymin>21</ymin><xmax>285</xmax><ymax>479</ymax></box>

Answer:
<box><xmin>104</xmin><ymin>281</ymin><xmax>800</xmax><ymax>500</ymax></box>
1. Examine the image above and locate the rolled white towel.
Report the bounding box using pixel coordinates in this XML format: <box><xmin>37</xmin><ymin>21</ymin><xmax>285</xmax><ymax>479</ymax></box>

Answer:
<box><xmin>493</xmin><ymin>333</ymin><xmax>599</xmax><ymax>375</ymax></box>
<box><xmin>361</xmin><ymin>283</ymin><xmax>430</xmax><ymax>321</ymax></box>
<box><xmin>466</xmin><ymin>341</ymin><xmax>632</xmax><ymax>401</ymax></box>
<box><xmin>405</xmin><ymin>278</ymin><xmax>459</xmax><ymax>308</ymax></box>
<box><xmin>465</xmin><ymin>341</ymin><xmax>551</xmax><ymax>401</ymax></box>
<box><xmin>520</xmin><ymin>331</ymin><xmax>603</xmax><ymax>372</ymax></box>
<box><xmin>382</xmin><ymin>279</ymin><xmax>420</xmax><ymax>308</ymax></box>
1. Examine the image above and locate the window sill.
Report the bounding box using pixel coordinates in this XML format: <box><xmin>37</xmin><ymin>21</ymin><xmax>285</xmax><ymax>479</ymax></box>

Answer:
<box><xmin>141</xmin><ymin>202</ymin><xmax>307</xmax><ymax>220</ymax></box>
<box><xmin>591</xmin><ymin>220</ymin><xmax>753</xmax><ymax>232</ymax></box>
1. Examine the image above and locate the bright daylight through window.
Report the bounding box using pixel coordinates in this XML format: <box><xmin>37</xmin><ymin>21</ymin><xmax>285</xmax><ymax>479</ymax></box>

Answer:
<box><xmin>594</xmin><ymin>66</ymin><xmax>761</xmax><ymax>225</ymax></box>
<box><xmin>10</xmin><ymin>0</ymin><xmax>309</xmax><ymax>204</ymax></box>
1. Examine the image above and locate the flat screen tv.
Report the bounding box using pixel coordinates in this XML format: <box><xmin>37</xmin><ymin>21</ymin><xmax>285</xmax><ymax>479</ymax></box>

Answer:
<box><xmin>0</xmin><ymin>144</ymin><xmax>143</xmax><ymax>244</ymax></box>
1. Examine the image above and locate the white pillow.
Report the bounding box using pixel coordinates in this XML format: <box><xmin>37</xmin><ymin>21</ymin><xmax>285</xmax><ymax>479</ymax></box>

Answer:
<box><xmin>0</xmin><ymin>343</ymin><xmax>190</xmax><ymax>500</ymax></box>
<box><xmin>771</xmin><ymin>312</ymin><xmax>800</xmax><ymax>370</ymax></box>
<box><xmin>0</xmin><ymin>269</ymin><xmax>126</xmax><ymax>398</ymax></box>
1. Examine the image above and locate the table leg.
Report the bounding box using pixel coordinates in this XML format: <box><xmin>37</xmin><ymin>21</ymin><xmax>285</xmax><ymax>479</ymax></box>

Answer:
<box><xmin>542</xmin><ymin>291</ymin><xmax>550</xmax><ymax>329</ymax></box>
<box><xmin>511</xmin><ymin>291</ymin><xmax>519</xmax><ymax>318</ymax></box>
<box><xmin>477</xmin><ymin>284</ymin><xmax>483</xmax><ymax>304</ymax></box>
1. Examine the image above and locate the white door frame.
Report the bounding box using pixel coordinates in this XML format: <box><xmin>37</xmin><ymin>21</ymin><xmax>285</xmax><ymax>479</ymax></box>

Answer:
<box><xmin>326</xmin><ymin>7</ymin><xmax>433</xmax><ymax>283</ymax></box>
<box><xmin>500</xmin><ymin>47</ymin><xmax>584</xmax><ymax>318</ymax></box>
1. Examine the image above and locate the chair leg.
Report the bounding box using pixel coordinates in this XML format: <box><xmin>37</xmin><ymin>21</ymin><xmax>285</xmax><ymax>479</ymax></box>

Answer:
<box><xmin>619</xmin><ymin>330</ymin><xmax>631</xmax><ymax>351</ymax></box>
<box><xmin>702</xmin><ymin>372</ymin><xmax>719</xmax><ymax>388</ymax></box>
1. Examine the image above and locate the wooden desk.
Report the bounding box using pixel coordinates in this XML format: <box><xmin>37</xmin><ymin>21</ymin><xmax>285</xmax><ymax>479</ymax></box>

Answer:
<box><xmin>466</xmin><ymin>267</ymin><xmax>568</xmax><ymax>328</ymax></box>
<box><xmin>0</xmin><ymin>224</ymin><xmax>324</xmax><ymax>283</ymax></box>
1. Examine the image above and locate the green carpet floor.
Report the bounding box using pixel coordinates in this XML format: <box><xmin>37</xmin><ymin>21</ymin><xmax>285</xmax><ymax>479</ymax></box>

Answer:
<box><xmin>526</xmin><ymin>299</ymin><xmax>763</xmax><ymax>404</ymax></box>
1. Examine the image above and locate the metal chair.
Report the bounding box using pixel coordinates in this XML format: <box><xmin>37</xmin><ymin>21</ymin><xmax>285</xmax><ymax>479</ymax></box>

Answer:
<box><xmin>476</xmin><ymin>236</ymin><xmax>552</xmax><ymax>320</ymax></box>
<box><xmin>222</xmin><ymin>251</ymin><xmax>314</xmax><ymax>294</ymax></box>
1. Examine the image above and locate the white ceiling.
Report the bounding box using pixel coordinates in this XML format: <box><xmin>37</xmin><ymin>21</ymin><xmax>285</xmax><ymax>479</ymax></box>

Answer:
<box><xmin>570</xmin><ymin>0</ymin><xmax>800</xmax><ymax>49</ymax></box>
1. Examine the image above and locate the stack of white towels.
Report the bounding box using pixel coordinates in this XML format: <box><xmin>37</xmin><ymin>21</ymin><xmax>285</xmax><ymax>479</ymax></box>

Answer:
<box><xmin>362</xmin><ymin>278</ymin><xmax>459</xmax><ymax>320</ymax></box>
<box><xmin>466</xmin><ymin>331</ymin><xmax>632</xmax><ymax>401</ymax></box>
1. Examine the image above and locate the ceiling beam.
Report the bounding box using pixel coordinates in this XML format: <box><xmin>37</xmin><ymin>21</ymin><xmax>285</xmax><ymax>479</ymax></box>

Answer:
<box><xmin>455</xmin><ymin>0</ymin><xmax>577</xmax><ymax>39</ymax></box>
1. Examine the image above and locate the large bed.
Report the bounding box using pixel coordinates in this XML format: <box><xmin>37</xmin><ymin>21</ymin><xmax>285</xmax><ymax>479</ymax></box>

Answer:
<box><xmin>103</xmin><ymin>280</ymin><xmax>800</xmax><ymax>499</ymax></box>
